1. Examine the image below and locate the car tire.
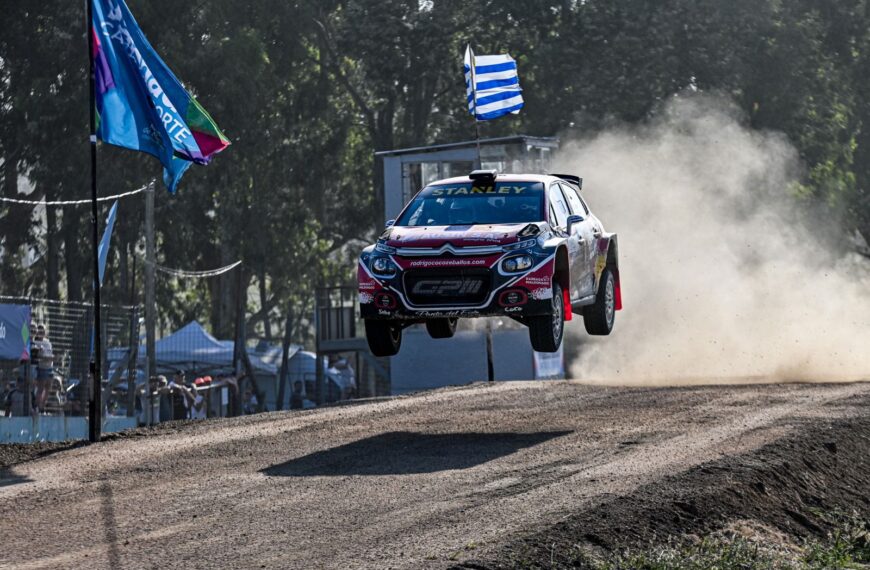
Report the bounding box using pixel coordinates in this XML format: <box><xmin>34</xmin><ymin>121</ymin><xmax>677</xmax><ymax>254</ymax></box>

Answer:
<box><xmin>584</xmin><ymin>268</ymin><xmax>615</xmax><ymax>335</ymax></box>
<box><xmin>528</xmin><ymin>281</ymin><xmax>564</xmax><ymax>352</ymax></box>
<box><xmin>425</xmin><ymin>318</ymin><xmax>458</xmax><ymax>339</ymax></box>
<box><xmin>365</xmin><ymin>319</ymin><xmax>403</xmax><ymax>357</ymax></box>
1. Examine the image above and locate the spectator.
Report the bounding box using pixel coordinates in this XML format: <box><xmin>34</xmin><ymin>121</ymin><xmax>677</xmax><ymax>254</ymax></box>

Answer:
<box><xmin>167</xmin><ymin>370</ymin><xmax>188</xmax><ymax>420</ymax></box>
<box><xmin>4</xmin><ymin>377</ymin><xmax>32</xmax><ymax>417</ymax></box>
<box><xmin>290</xmin><ymin>381</ymin><xmax>304</xmax><ymax>410</ymax></box>
<box><xmin>181</xmin><ymin>382</ymin><xmax>207</xmax><ymax>420</ymax></box>
<box><xmin>136</xmin><ymin>376</ymin><xmax>161</xmax><ymax>425</ymax></box>
<box><xmin>0</xmin><ymin>373</ymin><xmax>8</xmax><ymax>402</ymax></box>
<box><xmin>32</xmin><ymin>324</ymin><xmax>54</xmax><ymax>412</ymax></box>
<box><xmin>242</xmin><ymin>386</ymin><xmax>258</xmax><ymax>415</ymax></box>
<box><xmin>155</xmin><ymin>375</ymin><xmax>172</xmax><ymax>422</ymax></box>
<box><xmin>65</xmin><ymin>379</ymin><xmax>86</xmax><ymax>416</ymax></box>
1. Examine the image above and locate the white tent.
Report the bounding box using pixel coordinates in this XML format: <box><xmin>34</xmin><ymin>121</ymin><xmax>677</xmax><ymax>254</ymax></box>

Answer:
<box><xmin>109</xmin><ymin>321</ymin><xmax>277</xmax><ymax>375</ymax></box>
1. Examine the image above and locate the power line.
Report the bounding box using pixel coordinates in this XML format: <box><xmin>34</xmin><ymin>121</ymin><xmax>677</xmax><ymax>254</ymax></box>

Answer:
<box><xmin>0</xmin><ymin>184</ymin><xmax>147</xmax><ymax>206</ymax></box>
<box><xmin>143</xmin><ymin>258</ymin><xmax>243</xmax><ymax>279</ymax></box>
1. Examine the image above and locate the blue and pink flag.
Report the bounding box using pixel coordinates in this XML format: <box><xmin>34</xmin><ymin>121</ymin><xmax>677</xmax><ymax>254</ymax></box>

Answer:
<box><xmin>92</xmin><ymin>0</ymin><xmax>230</xmax><ymax>193</ymax></box>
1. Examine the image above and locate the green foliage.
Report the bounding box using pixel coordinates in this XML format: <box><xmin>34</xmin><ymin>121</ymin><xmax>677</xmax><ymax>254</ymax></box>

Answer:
<box><xmin>1</xmin><ymin>0</ymin><xmax>868</xmax><ymax>341</ymax></box>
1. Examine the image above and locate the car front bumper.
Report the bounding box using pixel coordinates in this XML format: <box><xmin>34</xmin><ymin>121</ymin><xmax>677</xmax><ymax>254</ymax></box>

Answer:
<box><xmin>358</xmin><ymin>253</ymin><xmax>556</xmax><ymax>321</ymax></box>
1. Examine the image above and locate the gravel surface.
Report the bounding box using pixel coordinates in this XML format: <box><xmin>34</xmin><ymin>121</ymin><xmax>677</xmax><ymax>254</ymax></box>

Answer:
<box><xmin>0</xmin><ymin>380</ymin><xmax>868</xmax><ymax>570</ymax></box>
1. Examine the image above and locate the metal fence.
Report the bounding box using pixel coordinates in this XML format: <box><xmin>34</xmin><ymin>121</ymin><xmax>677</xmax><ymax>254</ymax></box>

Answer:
<box><xmin>0</xmin><ymin>295</ymin><xmax>139</xmax><ymax>422</ymax></box>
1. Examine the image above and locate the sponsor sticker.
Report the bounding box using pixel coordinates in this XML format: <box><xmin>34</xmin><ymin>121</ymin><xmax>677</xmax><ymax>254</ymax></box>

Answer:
<box><xmin>414</xmin><ymin>310</ymin><xmax>481</xmax><ymax>318</ymax></box>
<box><xmin>406</xmin><ymin>258</ymin><xmax>489</xmax><ymax>268</ymax></box>
<box><xmin>429</xmin><ymin>185</ymin><xmax>530</xmax><ymax>196</ymax></box>
<box><xmin>411</xmin><ymin>279</ymin><xmax>484</xmax><ymax>297</ymax></box>
<box><xmin>523</xmin><ymin>276</ymin><xmax>551</xmax><ymax>286</ymax></box>
<box><xmin>530</xmin><ymin>287</ymin><xmax>553</xmax><ymax>300</ymax></box>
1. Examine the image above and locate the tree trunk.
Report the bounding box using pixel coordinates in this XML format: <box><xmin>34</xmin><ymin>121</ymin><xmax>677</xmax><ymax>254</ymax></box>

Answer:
<box><xmin>259</xmin><ymin>267</ymin><xmax>271</xmax><ymax>341</ymax></box>
<box><xmin>1</xmin><ymin>156</ymin><xmax>27</xmax><ymax>295</ymax></box>
<box><xmin>62</xmin><ymin>210</ymin><xmax>84</xmax><ymax>303</ymax></box>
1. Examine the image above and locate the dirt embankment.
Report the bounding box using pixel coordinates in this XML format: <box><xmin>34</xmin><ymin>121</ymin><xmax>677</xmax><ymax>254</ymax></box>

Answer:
<box><xmin>0</xmin><ymin>381</ymin><xmax>868</xmax><ymax>570</ymax></box>
<box><xmin>453</xmin><ymin>394</ymin><xmax>870</xmax><ymax>569</ymax></box>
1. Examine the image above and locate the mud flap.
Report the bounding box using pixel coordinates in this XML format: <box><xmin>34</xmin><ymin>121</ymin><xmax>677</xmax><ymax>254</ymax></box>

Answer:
<box><xmin>613</xmin><ymin>267</ymin><xmax>623</xmax><ymax>310</ymax></box>
<box><xmin>563</xmin><ymin>288</ymin><xmax>572</xmax><ymax>321</ymax></box>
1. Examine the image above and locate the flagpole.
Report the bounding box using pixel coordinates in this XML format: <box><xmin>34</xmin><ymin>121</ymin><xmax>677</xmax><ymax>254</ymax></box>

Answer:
<box><xmin>86</xmin><ymin>0</ymin><xmax>103</xmax><ymax>443</ymax></box>
<box><xmin>468</xmin><ymin>45</ymin><xmax>493</xmax><ymax>382</ymax></box>
<box><xmin>468</xmin><ymin>44</ymin><xmax>482</xmax><ymax>168</ymax></box>
<box><xmin>474</xmin><ymin>120</ymin><xmax>483</xmax><ymax>168</ymax></box>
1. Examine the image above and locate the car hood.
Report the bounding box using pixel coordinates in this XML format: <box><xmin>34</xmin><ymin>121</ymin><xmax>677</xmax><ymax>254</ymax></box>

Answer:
<box><xmin>385</xmin><ymin>224</ymin><xmax>530</xmax><ymax>248</ymax></box>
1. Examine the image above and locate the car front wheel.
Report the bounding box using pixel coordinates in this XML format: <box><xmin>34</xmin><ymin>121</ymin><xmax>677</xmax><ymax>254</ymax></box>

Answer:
<box><xmin>528</xmin><ymin>281</ymin><xmax>564</xmax><ymax>352</ymax></box>
<box><xmin>365</xmin><ymin>319</ymin><xmax>403</xmax><ymax>357</ymax></box>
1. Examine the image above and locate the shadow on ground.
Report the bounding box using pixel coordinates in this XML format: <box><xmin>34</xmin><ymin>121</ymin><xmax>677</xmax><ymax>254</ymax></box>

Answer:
<box><xmin>262</xmin><ymin>430</ymin><xmax>572</xmax><ymax>477</ymax></box>
<box><xmin>0</xmin><ymin>471</ymin><xmax>31</xmax><ymax>488</ymax></box>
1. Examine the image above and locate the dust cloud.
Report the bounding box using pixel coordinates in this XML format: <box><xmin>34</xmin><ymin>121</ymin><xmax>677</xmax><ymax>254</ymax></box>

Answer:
<box><xmin>556</xmin><ymin>95</ymin><xmax>870</xmax><ymax>384</ymax></box>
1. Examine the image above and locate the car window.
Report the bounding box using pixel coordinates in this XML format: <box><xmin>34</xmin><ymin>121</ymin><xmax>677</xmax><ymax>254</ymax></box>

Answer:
<box><xmin>578</xmin><ymin>194</ymin><xmax>591</xmax><ymax>215</ymax></box>
<box><xmin>560</xmin><ymin>183</ymin><xmax>587</xmax><ymax>216</ymax></box>
<box><xmin>396</xmin><ymin>182</ymin><xmax>545</xmax><ymax>226</ymax></box>
<box><xmin>549</xmin><ymin>184</ymin><xmax>570</xmax><ymax>229</ymax></box>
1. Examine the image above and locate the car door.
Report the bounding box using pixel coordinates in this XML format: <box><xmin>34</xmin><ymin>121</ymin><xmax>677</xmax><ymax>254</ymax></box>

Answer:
<box><xmin>548</xmin><ymin>184</ymin><xmax>584</xmax><ymax>301</ymax></box>
<box><xmin>560</xmin><ymin>183</ymin><xmax>596</xmax><ymax>298</ymax></box>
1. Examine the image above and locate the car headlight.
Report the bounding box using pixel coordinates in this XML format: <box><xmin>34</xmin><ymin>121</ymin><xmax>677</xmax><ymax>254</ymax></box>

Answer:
<box><xmin>375</xmin><ymin>242</ymin><xmax>397</xmax><ymax>254</ymax></box>
<box><xmin>502</xmin><ymin>238</ymin><xmax>538</xmax><ymax>252</ymax></box>
<box><xmin>501</xmin><ymin>254</ymin><xmax>533</xmax><ymax>273</ymax></box>
<box><xmin>371</xmin><ymin>257</ymin><xmax>397</xmax><ymax>276</ymax></box>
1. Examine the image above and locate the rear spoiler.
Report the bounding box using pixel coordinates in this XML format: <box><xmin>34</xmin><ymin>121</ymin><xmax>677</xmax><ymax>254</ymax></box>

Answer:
<box><xmin>553</xmin><ymin>174</ymin><xmax>583</xmax><ymax>189</ymax></box>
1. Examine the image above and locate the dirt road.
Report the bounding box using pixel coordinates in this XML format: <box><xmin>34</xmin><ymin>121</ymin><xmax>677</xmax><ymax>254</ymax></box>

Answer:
<box><xmin>1</xmin><ymin>381</ymin><xmax>868</xmax><ymax>569</ymax></box>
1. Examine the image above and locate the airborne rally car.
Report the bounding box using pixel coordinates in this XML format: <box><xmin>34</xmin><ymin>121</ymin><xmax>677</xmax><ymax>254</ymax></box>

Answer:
<box><xmin>358</xmin><ymin>170</ymin><xmax>621</xmax><ymax>356</ymax></box>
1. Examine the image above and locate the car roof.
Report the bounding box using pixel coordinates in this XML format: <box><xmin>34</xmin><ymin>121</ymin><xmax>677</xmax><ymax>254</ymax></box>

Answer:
<box><xmin>431</xmin><ymin>173</ymin><xmax>562</xmax><ymax>186</ymax></box>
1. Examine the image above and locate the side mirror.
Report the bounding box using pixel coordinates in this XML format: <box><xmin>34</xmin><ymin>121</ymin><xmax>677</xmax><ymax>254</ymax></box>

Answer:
<box><xmin>566</xmin><ymin>214</ymin><xmax>584</xmax><ymax>235</ymax></box>
<box><xmin>385</xmin><ymin>219</ymin><xmax>396</xmax><ymax>228</ymax></box>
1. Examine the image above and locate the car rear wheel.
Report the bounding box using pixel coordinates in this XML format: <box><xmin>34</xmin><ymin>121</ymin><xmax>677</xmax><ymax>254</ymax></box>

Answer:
<box><xmin>528</xmin><ymin>281</ymin><xmax>564</xmax><ymax>352</ymax></box>
<box><xmin>584</xmin><ymin>268</ymin><xmax>615</xmax><ymax>335</ymax></box>
<box><xmin>425</xmin><ymin>318</ymin><xmax>458</xmax><ymax>339</ymax></box>
<box><xmin>365</xmin><ymin>319</ymin><xmax>403</xmax><ymax>357</ymax></box>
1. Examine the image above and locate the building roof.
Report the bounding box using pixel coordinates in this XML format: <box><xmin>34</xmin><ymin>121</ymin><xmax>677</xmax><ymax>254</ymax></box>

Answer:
<box><xmin>374</xmin><ymin>135</ymin><xmax>559</xmax><ymax>157</ymax></box>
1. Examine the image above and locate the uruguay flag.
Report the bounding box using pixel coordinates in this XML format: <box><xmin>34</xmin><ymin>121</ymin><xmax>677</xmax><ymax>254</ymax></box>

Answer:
<box><xmin>464</xmin><ymin>45</ymin><xmax>524</xmax><ymax>121</ymax></box>
<box><xmin>92</xmin><ymin>0</ymin><xmax>230</xmax><ymax>193</ymax></box>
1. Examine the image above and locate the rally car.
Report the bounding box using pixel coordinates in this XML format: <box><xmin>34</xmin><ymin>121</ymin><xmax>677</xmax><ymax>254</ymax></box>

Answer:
<box><xmin>358</xmin><ymin>170</ymin><xmax>621</xmax><ymax>356</ymax></box>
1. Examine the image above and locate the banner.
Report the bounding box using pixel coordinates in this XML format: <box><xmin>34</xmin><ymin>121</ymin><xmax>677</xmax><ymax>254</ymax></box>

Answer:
<box><xmin>92</xmin><ymin>0</ymin><xmax>230</xmax><ymax>193</ymax></box>
<box><xmin>0</xmin><ymin>304</ymin><xmax>31</xmax><ymax>361</ymax></box>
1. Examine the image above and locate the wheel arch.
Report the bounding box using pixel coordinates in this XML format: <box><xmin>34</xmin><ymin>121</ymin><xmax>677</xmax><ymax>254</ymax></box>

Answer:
<box><xmin>603</xmin><ymin>233</ymin><xmax>622</xmax><ymax>310</ymax></box>
<box><xmin>554</xmin><ymin>245</ymin><xmax>570</xmax><ymax>293</ymax></box>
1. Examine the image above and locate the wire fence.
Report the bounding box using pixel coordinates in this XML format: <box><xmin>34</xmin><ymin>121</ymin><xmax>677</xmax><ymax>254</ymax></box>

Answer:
<box><xmin>0</xmin><ymin>280</ymin><xmax>385</xmax><ymax>441</ymax></box>
<box><xmin>0</xmin><ymin>295</ymin><xmax>138</xmax><ymax>423</ymax></box>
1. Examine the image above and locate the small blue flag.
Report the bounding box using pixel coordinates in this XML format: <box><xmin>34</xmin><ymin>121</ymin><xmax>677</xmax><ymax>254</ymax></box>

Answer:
<box><xmin>98</xmin><ymin>201</ymin><xmax>118</xmax><ymax>286</ymax></box>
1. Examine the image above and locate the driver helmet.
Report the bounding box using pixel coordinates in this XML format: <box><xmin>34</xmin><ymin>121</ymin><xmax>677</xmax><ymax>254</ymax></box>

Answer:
<box><xmin>447</xmin><ymin>200</ymin><xmax>475</xmax><ymax>225</ymax></box>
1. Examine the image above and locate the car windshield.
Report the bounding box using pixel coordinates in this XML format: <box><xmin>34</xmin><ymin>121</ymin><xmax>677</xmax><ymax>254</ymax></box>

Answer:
<box><xmin>396</xmin><ymin>181</ymin><xmax>545</xmax><ymax>226</ymax></box>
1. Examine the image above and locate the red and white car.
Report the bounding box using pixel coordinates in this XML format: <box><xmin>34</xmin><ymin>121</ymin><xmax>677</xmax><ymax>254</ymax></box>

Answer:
<box><xmin>359</xmin><ymin>170</ymin><xmax>621</xmax><ymax>356</ymax></box>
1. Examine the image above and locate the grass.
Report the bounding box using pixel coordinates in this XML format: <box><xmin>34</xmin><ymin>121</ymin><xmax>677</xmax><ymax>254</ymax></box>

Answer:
<box><xmin>502</xmin><ymin>512</ymin><xmax>870</xmax><ymax>570</ymax></box>
<box><xmin>596</xmin><ymin>513</ymin><xmax>870</xmax><ymax>570</ymax></box>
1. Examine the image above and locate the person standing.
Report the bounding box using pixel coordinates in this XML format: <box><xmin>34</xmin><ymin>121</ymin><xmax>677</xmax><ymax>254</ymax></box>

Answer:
<box><xmin>168</xmin><ymin>370</ymin><xmax>188</xmax><ymax>421</ymax></box>
<box><xmin>181</xmin><ymin>382</ymin><xmax>207</xmax><ymax>420</ymax></box>
<box><xmin>4</xmin><ymin>377</ymin><xmax>32</xmax><ymax>417</ymax></box>
<box><xmin>32</xmin><ymin>324</ymin><xmax>54</xmax><ymax>412</ymax></box>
